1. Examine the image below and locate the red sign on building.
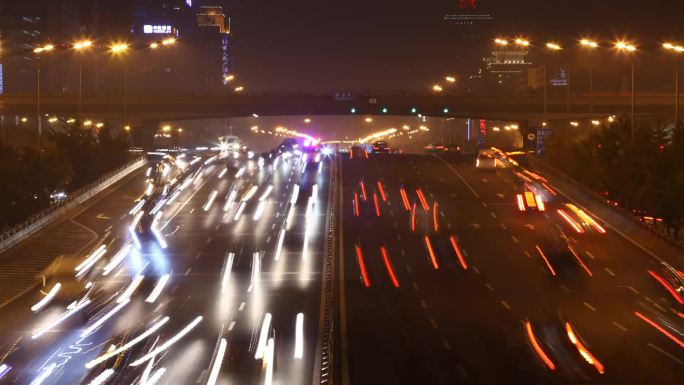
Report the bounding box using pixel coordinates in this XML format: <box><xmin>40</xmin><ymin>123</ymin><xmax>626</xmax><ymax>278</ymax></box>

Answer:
<box><xmin>459</xmin><ymin>0</ymin><xmax>477</xmax><ymax>9</ymax></box>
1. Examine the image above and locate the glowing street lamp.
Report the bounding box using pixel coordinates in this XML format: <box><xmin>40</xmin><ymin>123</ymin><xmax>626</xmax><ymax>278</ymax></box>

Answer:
<box><xmin>150</xmin><ymin>42</ymin><xmax>159</xmax><ymax>49</ymax></box>
<box><xmin>109</xmin><ymin>43</ymin><xmax>129</xmax><ymax>54</ymax></box>
<box><xmin>364</xmin><ymin>117</ymin><xmax>373</xmax><ymax>123</ymax></box>
<box><xmin>580</xmin><ymin>39</ymin><xmax>599</xmax><ymax>49</ymax></box>
<box><xmin>494</xmin><ymin>38</ymin><xmax>508</xmax><ymax>46</ymax></box>
<box><xmin>162</xmin><ymin>37</ymin><xmax>176</xmax><ymax>46</ymax></box>
<box><xmin>33</xmin><ymin>43</ymin><xmax>55</xmax><ymax>147</ymax></box>
<box><xmin>224</xmin><ymin>74</ymin><xmax>235</xmax><ymax>82</ymax></box>
<box><xmin>445</xmin><ymin>76</ymin><xmax>456</xmax><ymax>83</ymax></box>
<box><xmin>580</xmin><ymin>38</ymin><xmax>600</xmax><ymax>115</ymax></box>
<box><xmin>73</xmin><ymin>40</ymin><xmax>93</xmax><ymax>129</ymax></box>
<box><xmin>234</xmin><ymin>86</ymin><xmax>244</xmax><ymax>92</ymax></box>
<box><xmin>614</xmin><ymin>40</ymin><xmax>637</xmax><ymax>137</ymax></box>
<box><xmin>432</xmin><ymin>84</ymin><xmax>443</xmax><ymax>92</ymax></box>
<box><xmin>73</xmin><ymin>40</ymin><xmax>93</xmax><ymax>50</ymax></box>
<box><xmin>546</xmin><ymin>42</ymin><xmax>562</xmax><ymax>51</ymax></box>
<box><xmin>515</xmin><ymin>38</ymin><xmax>530</xmax><ymax>47</ymax></box>
<box><xmin>663</xmin><ymin>42</ymin><xmax>684</xmax><ymax>124</ymax></box>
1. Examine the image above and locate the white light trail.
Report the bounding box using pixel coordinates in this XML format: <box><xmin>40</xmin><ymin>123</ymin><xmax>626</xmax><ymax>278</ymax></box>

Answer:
<box><xmin>250</xmin><ymin>252</ymin><xmax>261</xmax><ymax>290</ymax></box>
<box><xmin>221</xmin><ymin>252</ymin><xmax>235</xmax><ymax>293</ymax></box>
<box><xmin>0</xmin><ymin>364</ymin><xmax>10</xmax><ymax>379</ymax></box>
<box><xmin>218</xmin><ymin>168</ymin><xmax>228</xmax><ymax>178</ymax></box>
<box><xmin>146</xmin><ymin>167</ymin><xmax>152</xmax><ymax>177</ymax></box>
<box><xmin>118</xmin><ymin>273</ymin><xmax>145</xmax><ymax>303</ymax></box>
<box><xmin>129</xmin><ymin>199</ymin><xmax>146</xmax><ymax>215</ymax></box>
<box><xmin>146</xmin><ymin>274</ymin><xmax>171</xmax><ymax>303</ymax></box>
<box><xmin>145</xmin><ymin>368</ymin><xmax>166</xmax><ymax>385</ymax></box>
<box><xmin>286</xmin><ymin>205</ymin><xmax>296</xmax><ymax>230</ymax></box>
<box><xmin>264</xmin><ymin>338</ymin><xmax>275</xmax><ymax>385</ymax></box>
<box><xmin>274</xmin><ymin>229</ymin><xmax>286</xmax><ymax>261</ymax></box>
<box><xmin>149</xmin><ymin>198</ymin><xmax>167</xmax><ymax>216</ymax></box>
<box><xmin>233</xmin><ymin>201</ymin><xmax>247</xmax><ymax>221</ymax></box>
<box><xmin>253</xmin><ymin>201</ymin><xmax>266</xmax><ymax>221</ymax></box>
<box><xmin>75</xmin><ymin>245</ymin><xmax>107</xmax><ymax>275</ymax></box>
<box><xmin>235</xmin><ymin>166</ymin><xmax>246</xmax><ymax>178</ymax></box>
<box><xmin>102</xmin><ymin>242</ymin><xmax>133</xmax><ymax>276</ymax></box>
<box><xmin>30</xmin><ymin>363</ymin><xmax>56</xmax><ymax>385</ymax></box>
<box><xmin>81</xmin><ymin>299</ymin><xmax>130</xmax><ymax>338</ymax></box>
<box><xmin>294</xmin><ymin>313</ymin><xmax>304</xmax><ymax>359</ymax></box>
<box><xmin>290</xmin><ymin>184</ymin><xmax>300</xmax><ymax>204</ymax></box>
<box><xmin>203</xmin><ymin>190</ymin><xmax>218</xmax><ymax>211</ymax></box>
<box><xmin>206</xmin><ymin>338</ymin><xmax>227</xmax><ymax>385</ymax></box>
<box><xmin>140</xmin><ymin>356</ymin><xmax>154</xmax><ymax>385</ymax></box>
<box><xmin>130</xmin><ymin>316</ymin><xmax>203</xmax><ymax>367</ymax></box>
<box><xmin>151</xmin><ymin>211</ymin><xmax>168</xmax><ymax>249</ymax></box>
<box><xmin>32</xmin><ymin>299</ymin><xmax>91</xmax><ymax>339</ymax></box>
<box><xmin>255</xmin><ymin>313</ymin><xmax>272</xmax><ymax>359</ymax></box>
<box><xmin>85</xmin><ymin>316</ymin><xmax>170</xmax><ymax>369</ymax></box>
<box><xmin>311</xmin><ymin>184</ymin><xmax>319</xmax><ymax>203</ymax></box>
<box><xmin>259</xmin><ymin>185</ymin><xmax>273</xmax><ymax>201</ymax></box>
<box><xmin>204</xmin><ymin>155</ymin><xmax>217</xmax><ymax>165</ymax></box>
<box><xmin>241</xmin><ymin>185</ymin><xmax>258</xmax><ymax>201</ymax></box>
<box><xmin>223</xmin><ymin>190</ymin><xmax>237</xmax><ymax>211</ymax></box>
<box><xmin>87</xmin><ymin>368</ymin><xmax>114</xmax><ymax>385</ymax></box>
<box><xmin>166</xmin><ymin>189</ymin><xmax>181</xmax><ymax>205</ymax></box>
<box><xmin>318</xmin><ymin>161</ymin><xmax>323</xmax><ymax>174</ymax></box>
<box><xmin>31</xmin><ymin>283</ymin><xmax>61</xmax><ymax>312</ymax></box>
<box><xmin>145</xmin><ymin>182</ymin><xmax>154</xmax><ymax>196</ymax></box>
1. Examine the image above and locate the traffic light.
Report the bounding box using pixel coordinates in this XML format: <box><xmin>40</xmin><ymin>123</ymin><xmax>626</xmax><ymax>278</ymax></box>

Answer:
<box><xmin>381</xmin><ymin>107</ymin><xmax>389</xmax><ymax>114</ymax></box>
<box><xmin>410</xmin><ymin>107</ymin><xmax>417</xmax><ymax>114</ymax></box>
<box><xmin>350</xmin><ymin>107</ymin><xmax>357</xmax><ymax>114</ymax></box>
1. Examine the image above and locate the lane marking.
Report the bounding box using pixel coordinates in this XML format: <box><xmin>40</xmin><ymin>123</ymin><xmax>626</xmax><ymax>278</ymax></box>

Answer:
<box><xmin>184</xmin><ymin>268</ymin><xmax>192</xmax><ymax>276</ymax></box>
<box><xmin>482</xmin><ymin>202</ymin><xmax>488</xmax><ymax>208</ymax></box>
<box><xmin>648</xmin><ymin>343</ymin><xmax>684</xmax><ymax>365</ymax></box>
<box><xmin>500</xmin><ymin>223</ymin><xmax>507</xmax><ymax>230</ymax></box>
<box><xmin>406</xmin><ymin>265</ymin><xmax>412</xmax><ymax>273</ymax></box>
<box><xmin>524</xmin><ymin>250</ymin><xmax>532</xmax><ymax>258</ymax></box>
<box><xmin>420</xmin><ymin>299</ymin><xmax>428</xmax><ymax>308</ymax></box>
<box><xmin>195</xmin><ymin>251</ymin><xmax>202</xmax><ymax>259</ymax></box>
<box><xmin>612</xmin><ymin>322</ymin><xmax>628</xmax><ymax>332</ymax></box>
<box><xmin>472</xmin><ymin>265</ymin><xmax>480</xmax><ymax>274</ymax></box>
<box><xmin>485</xmin><ymin>283</ymin><xmax>495</xmax><ymax>291</ymax></box>
<box><xmin>412</xmin><ymin>282</ymin><xmax>419</xmax><ymax>291</ymax></box>
<box><xmin>583</xmin><ymin>302</ymin><xmax>597</xmax><ymax>311</ymax></box>
<box><xmin>490</xmin><ymin>212</ymin><xmax>497</xmax><ymax>218</ymax></box>
<box><xmin>434</xmin><ymin>156</ymin><xmax>480</xmax><ymax>198</ymax></box>
<box><xmin>501</xmin><ymin>300</ymin><xmax>511</xmax><ymax>310</ymax></box>
<box><xmin>228</xmin><ymin>321</ymin><xmax>236</xmax><ymax>331</ymax></box>
<box><xmin>605</xmin><ymin>267</ymin><xmax>616</xmax><ymax>277</ymax></box>
<box><xmin>238</xmin><ymin>302</ymin><xmax>245</xmax><ymax>311</ymax></box>
<box><xmin>560</xmin><ymin>284</ymin><xmax>571</xmax><ymax>293</ymax></box>
<box><xmin>443</xmin><ymin>339</ymin><xmax>452</xmax><ymax>350</ymax></box>
<box><xmin>511</xmin><ymin>236</ymin><xmax>519</xmax><ymax>243</ymax></box>
<box><xmin>429</xmin><ymin>318</ymin><xmax>438</xmax><ymax>329</ymax></box>
<box><xmin>586</xmin><ymin>251</ymin><xmax>596</xmax><ymax>259</ymax></box>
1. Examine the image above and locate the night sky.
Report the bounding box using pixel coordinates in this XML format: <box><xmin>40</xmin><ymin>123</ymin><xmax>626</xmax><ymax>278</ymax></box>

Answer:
<box><xmin>225</xmin><ymin>0</ymin><xmax>683</xmax><ymax>92</ymax></box>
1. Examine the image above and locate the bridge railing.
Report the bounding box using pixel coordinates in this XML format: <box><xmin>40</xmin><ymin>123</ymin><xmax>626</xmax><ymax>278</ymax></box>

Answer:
<box><xmin>0</xmin><ymin>157</ymin><xmax>147</xmax><ymax>253</ymax></box>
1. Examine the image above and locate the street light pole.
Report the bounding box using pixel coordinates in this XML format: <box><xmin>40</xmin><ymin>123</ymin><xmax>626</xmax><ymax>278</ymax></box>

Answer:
<box><xmin>631</xmin><ymin>60</ymin><xmax>635</xmax><ymax>138</ymax></box>
<box><xmin>78</xmin><ymin>63</ymin><xmax>83</xmax><ymax>127</ymax></box>
<box><xmin>124</xmin><ymin>61</ymin><xmax>128</xmax><ymax>127</ymax></box>
<box><xmin>36</xmin><ymin>59</ymin><xmax>41</xmax><ymax>147</ymax></box>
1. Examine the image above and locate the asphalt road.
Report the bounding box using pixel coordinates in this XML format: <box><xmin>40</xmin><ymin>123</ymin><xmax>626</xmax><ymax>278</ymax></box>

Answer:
<box><xmin>340</xmin><ymin>153</ymin><xmax>683</xmax><ymax>385</ymax></box>
<box><xmin>0</xmin><ymin>153</ymin><xmax>331</xmax><ymax>385</ymax></box>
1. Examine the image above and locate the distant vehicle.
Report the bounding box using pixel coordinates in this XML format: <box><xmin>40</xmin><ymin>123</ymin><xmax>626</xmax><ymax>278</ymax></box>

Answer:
<box><xmin>219</xmin><ymin>135</ymin><xmax>240</xmax><ymax>151</ymax></box>
<box><xmin>349</xmin><ymin>145</ymin><xmax>367</xmax><ymax>159</ymax></box>
<box><xmin>425</xmin><ymin>143</ymin><xmax>445</xmax><ymax>153</ymax></box>
<box><xmin>557</xmin><ymin>203</ymin><xmax>607</xmax><ymax>234</ymax></box>
<box><xmin>516</xmin><ymin>190</ymin><xmax>546</xmax><ymax>212</ymax></box>
<box><xmin>371</xmin><ymin>141</ymin><xmax>390</xmax><ymax>154</ymax></box>
<box><xmin>475</xmin><ymin>149</ymin><xmax>497</xmax><ymax>169</ymax></box>
<box><xmin>443</xmin><ymin>144</ymin><xmax>461</xmax><ymax>153</ymax></box>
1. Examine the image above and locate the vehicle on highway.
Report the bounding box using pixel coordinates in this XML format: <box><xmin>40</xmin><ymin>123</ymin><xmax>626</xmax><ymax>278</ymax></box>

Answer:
<box><xmin>219</xmin><ymin>135</ymin><xmax>240</xmax><ymax>151</ymax></box>
<box><xmin>648</xmin><ymin>262</ymin><xmax>684</xmax><ymax>305</ymax></box>
<box><xmin>516</xmin><ymin>189</ymin><xmax>546</xmax><ymax>212</ymax></box>
<box><xmin>557</xmin><ymin>203</ymin><xmax>607</xmax><ymax>234</ymax></box>
<box><xmin>526</xmin><ymin>309</ymin><xmax>605</xmax><ymax>377</ymax></box>
<box><xmin>537</xmin><ymin>227</ymin><xmax>594</xmax><ymax>277</ymax></box>
<box><xmin>424</xmin><ymin>143</ymin><xmax>445</xmax><ymax>153</ymax></box>
<box><xmin>371</xmin><ymin>140</ymin><xmax>390</xmax><ymax>154</ymax></box>
<box><xmin>349</xmin><ymin>145</ymin><xmax>367</xmax><ymax>159</ymax></box>
<box><xmin>475</xmin><ymin>149</ymin><xmax>497</xmax><ymax>170</ymax></box>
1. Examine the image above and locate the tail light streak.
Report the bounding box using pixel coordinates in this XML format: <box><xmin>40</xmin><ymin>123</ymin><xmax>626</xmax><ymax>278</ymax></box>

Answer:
<box><xmin>377</xmin><ymin>181</ymin><xmax>387</xmax><ymax>202</ymax></box>
<box><xmin>565</xmin><ymin>322</ymin><xmax>604</xmax><ymax>374</ymax></box>
<box><xmin>416</xmin><ymin>188</ymin><xmax>429</xmax><ymax>211</ymax></box>
<box><xmin>634</xmin><ymin>311</ymin><xmax>684</xmax><ymax>348</ymax></box>
<box><xmin>648</xmin><ymin>270</ymin><xmax>683</xmax><ymax>304</ymax></box>
<box><xmin>568</xmin><ymin>246</ymin><xmax>593</xmax><ymax>277</ymax></box>
<box><xmin>557</xmin><ymin>209</ymin><xmax>584</xmax><ymax>233</ymax></box>
<box><xmin>424</xmin><ymin>236</ymin><xmax>439</xmax><ymax>270</ymax></box>
<box><xmin>525</xmin><ymin>321</ymin><xmax>556</xmax><ymax>370</ymax></box>
<box><xmin>535</xmin><ymin>245</ymin><xmax>557</xmax><ymax>276</ymax></box>
<box><xmin>399</xmin><ymin>187</ymin><xmax>411</xmax><ymax>211</ymax></box>
<box><xmin>380</xmin><ymin>246</ymin><xmax>400</xmax><ymax>287</ymax></box>
<box><xmin>373</xmin><ymin>193</ymin><xmax>381</xmax><ymax>216</ymax></box>
<box><xmin>353</xmin><ymin>193</ymin><xmax>360</xmax><ymax>217</ymax></box>
<box><xmin>433</xmin><ymin>202</ymin><xmax>439</xmax><ymax>231</ymax></box>
<box><xmin>355</xmin><ymin>244</ymin><xmax>371</xmax><ymax>287</ymax></box>
<box><xmin>449</xmin><ymin>236</ymin><xmax>468</xmax><ymax>270</ymax></box>
<box><xmin>360</xmin><ymin>180</ymin><xmax>367</xmax><ymax>201</ymax></box>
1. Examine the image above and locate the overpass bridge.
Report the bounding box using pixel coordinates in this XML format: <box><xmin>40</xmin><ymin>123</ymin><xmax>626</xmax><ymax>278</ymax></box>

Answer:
<box><xmin>0</xmin><ymin>93</ymin><xmax>680</xmax><ymax>123</ymax></box>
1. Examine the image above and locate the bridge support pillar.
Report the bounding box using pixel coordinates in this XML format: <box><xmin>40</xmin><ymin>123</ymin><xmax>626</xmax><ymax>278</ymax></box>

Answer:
<box><xmin>138</xmin><ymin>119</ymin><xmax>161</xmax><ymax>151</ymax></box>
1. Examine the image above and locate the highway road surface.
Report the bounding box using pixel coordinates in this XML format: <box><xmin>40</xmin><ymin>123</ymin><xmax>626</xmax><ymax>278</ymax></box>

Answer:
<box><xmin>340</xmin><ymin>152</ymin><xmax>683</xmax><ymax>385</ymax></box>
<box><xmin>0</xmin><ymin>151</ymin><xmax>332</xmax><ymax>385</ymax></box>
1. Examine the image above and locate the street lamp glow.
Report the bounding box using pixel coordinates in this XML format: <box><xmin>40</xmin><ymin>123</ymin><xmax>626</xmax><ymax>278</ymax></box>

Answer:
<box><xmin>445</xmin><ymin>76</ymin><xmax>456</xmax><ymax>83</ymax></box>
<box><xmin>124</xmin><ymin>125</ymin><xmax>131</xmax><ymax>131</ymax></box>
<box><xmin>234</xmin><ymin>86</ymin><xmax>244</xmax><ymax>92</ymax></box>
<box><xmin>432</xmin><ymin>84</ymin><xmax>443</xmax><ymax>92</ymax></box>
<box><xmin>109</xmin><ymin>42</ymin><xmax>129</xmax><ymax>54</ymax></box>
<box><xmin>515</xmin><ymin>38</ymin><xmax>530</xmax><ymax>47</ymax></box>
<box><xmin>162</xmin><ymin>37</ymin><xmax>176</xmax><ymax>46</ymax></box>
<box><xmin>304</xmin><ymin>118</ymin><xmax>311</xmax><ymax>123</ymax></box>
<box><xmin>614</xmin><ymin>40</ymin><xmax>636</xmax><ymax>52</ymax></box>
<box><xmin>73</xmin><ymin>40</ymin><xmax>93</xmax><ymax>50</ymax></box>
<box><xmin>663</xmin><ymin>42</ymin><xmax>684</xmax><ymax>53</ymax></box>
<box><xmin>364</xmin><ymin>117</ymin><xmax>373</xmax><ymax>123</ymax></box>
<box><xmin>546</xmin><ymin>42</ymin><xmax>562</xmax><ymax>51</ymax></box>
<box><xmin>162</xmin><ymin>125</ymin><xmax>171</xmax><ymax>132</ymax></box>
<box><xmin>150</xmin><ymin>42</ymin><xmax>159</xmax><ymax>49</ymax></box>
<box><xmin>225</xmin><ymin>74</ymin><xmax>235</xmax><ymax>82</ymax></box>
<box><xmin>83</xmin><ymin>120</ymin><xmax>93</xmax><ymax>126</ymax></box>
<box><xmin>33</xmin><ymin>44</ymin><xmax>54</xmax><ymax>54</ymax></box>
<box><xmin>494</xmin><ymin>38</ymin><xmax>508</xmax><ymax>46</ymax></box>
<box><xmin>580</xmin><ymin>39</ymin><xmax>599</xmax><ymax>49</ymax></box>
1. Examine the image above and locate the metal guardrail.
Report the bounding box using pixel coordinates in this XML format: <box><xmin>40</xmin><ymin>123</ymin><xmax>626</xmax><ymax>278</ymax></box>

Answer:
<box><xmin>0</xmin><ymin>157</ymin><xmax>147</xmax><ymax>253</ymax></box>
